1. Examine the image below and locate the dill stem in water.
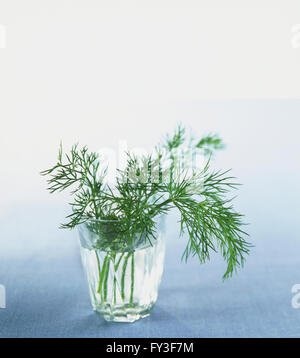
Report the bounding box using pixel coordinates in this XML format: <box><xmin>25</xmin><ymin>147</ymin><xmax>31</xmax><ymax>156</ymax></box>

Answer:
<box><xmin>130</xmin><ymin>253</ymin><xmax>135</xmax><ymax>307</ymax></box>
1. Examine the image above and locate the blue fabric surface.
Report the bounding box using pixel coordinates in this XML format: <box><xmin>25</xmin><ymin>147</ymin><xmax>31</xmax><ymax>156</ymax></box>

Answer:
<box><xmin>0</xmin><ymin>203</ymin><xmax>300</xmax><ymax>338</ymax></box>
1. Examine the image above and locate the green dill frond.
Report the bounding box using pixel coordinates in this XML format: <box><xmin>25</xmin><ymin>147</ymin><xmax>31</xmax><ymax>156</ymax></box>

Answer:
<box><xmin>41</xmin><ymin>125</ymin><xmax>252</xmax><ymax>279</ymax></box>
<box><xmin>165</xmin><ymin>123</ymin><xmax>185</xmax><ymax>151</ymax></box>
<box><xmin>196</xmin><ymin>133</ymin><xmax>225</xmax><ymax>156</ymax></box>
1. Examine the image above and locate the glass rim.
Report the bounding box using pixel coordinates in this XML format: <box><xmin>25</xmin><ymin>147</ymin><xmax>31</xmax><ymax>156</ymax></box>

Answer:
<box><xmin>81</xmin><ymin>213</ymin><xmax>165</xmax><ymax>224</ymax></box>
<box><xmin>82</xmin><ymin>218</ymin><xmax>122</xmax><ymax>223</ymax></box>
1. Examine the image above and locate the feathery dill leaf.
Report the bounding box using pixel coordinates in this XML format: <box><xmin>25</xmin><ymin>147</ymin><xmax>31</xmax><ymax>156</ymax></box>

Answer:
<box><xmin>41</xmin><ymin>126</ymin><xmax>251</xmax><ymax>279</ymax></box>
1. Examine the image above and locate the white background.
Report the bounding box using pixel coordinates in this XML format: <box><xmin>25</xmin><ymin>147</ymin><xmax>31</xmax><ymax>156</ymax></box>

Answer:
<box><xmin>0</xmin><ymin>0</ymin><xmax>299</xmax><ymax>212</ymax></box>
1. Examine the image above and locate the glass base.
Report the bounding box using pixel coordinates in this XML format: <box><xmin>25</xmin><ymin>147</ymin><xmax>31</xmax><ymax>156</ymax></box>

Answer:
<box><xmin>93</xmin><ymin>302</ymin><xmax>155</xmax><ymax>323</ymax></box>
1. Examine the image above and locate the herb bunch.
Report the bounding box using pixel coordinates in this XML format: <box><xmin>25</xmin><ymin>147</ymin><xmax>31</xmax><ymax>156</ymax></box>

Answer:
<box><xmin>41</xmin><ymin>125</ymin><xmax>251</xmax><ymax>279</ymax></box>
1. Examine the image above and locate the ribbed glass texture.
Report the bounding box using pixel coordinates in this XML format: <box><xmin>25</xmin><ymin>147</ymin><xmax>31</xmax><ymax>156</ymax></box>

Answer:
<box><xmin>78</xmin><ymin>217</ymin><xmax>165</xmax><ymax>322</ymax></box>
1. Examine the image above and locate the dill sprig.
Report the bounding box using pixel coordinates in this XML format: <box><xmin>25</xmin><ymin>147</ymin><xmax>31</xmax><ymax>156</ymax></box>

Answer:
<box><xmin>41</xmin><ymin>126</ymin><xmax>252</xmax><ymax>279</ymax></box>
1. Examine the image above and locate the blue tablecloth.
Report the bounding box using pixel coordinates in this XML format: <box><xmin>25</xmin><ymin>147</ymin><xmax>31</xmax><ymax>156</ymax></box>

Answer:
<box><xmin>0</xmin><ymin>203</ymin><xmax>300</xmax><ymax>338</ymax></box>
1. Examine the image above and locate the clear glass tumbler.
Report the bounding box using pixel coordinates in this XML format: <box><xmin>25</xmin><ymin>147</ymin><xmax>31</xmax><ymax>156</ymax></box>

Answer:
<box><xmin>77</xmin><ymin>217</ymin><xmax>165</xmax><ymax>322</ymax></box>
